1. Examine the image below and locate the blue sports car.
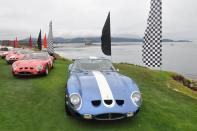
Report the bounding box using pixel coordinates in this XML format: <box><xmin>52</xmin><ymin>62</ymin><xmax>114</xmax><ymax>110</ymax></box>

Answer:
<box><xmin>65</xmin><ymin>57</ymin><xmax>142</xmax><ymax>120</ymax></box>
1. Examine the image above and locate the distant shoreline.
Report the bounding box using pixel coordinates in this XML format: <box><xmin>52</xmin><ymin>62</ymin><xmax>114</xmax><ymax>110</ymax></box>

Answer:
<box><xmin>0</xmin><ymin>37</ymin><xmax>192</xmax><ymax>44</ymax></box>
<box><xmin>52</xmin><ymin>37</ymin><xmax>192</xmax><ymax>44</ymax></box>
<box><xmin>54</xmin><ymin>41</ymin><xmax>194</xmax><ymax>46</ymax></box>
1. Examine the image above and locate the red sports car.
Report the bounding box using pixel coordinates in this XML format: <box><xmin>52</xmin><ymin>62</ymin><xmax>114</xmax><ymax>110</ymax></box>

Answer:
<box><xmin>5</xmin><ymin>48</ymin><xmax>20</xmax><ymax>57</ymax></box>
<box><xmin>6</xmin><ymin>49</ymin><xmax>32</xmax><ymax>64</ymax></box>
<box><xmin>12</xmin><ymin>52</ymin><xmax>54</xmax><ymax>76</ymax></box>
<box><xmin>0</xmin><ymin>46</ymin><xmax>13</xmax><ymax>58</ymax></box>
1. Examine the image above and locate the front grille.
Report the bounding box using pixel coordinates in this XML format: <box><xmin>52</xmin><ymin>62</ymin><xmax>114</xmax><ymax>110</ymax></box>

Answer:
<box><xmin>8</xmin><ymin>60</ymin><xmax>16</xmax><ymax>64</ymax></box>
<box><xmin>95</xmin><ymin>113</ymin><xmax>125</xmax><ymax>120</ymax></box>
<box><xmin>18</xmin><ymin>72</ymin><xmax>32</xmax><ymax>75</ymax></box>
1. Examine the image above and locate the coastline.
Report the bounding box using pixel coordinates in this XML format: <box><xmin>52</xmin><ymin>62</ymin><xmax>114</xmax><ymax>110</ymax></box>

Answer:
<box><xmin>54</xmin><ymin>42</ymin><xmax>197</xmax><ymax>80</ymax></box>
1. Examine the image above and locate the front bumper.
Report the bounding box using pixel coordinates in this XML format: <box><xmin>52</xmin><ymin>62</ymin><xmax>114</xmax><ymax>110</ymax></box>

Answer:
<box><xmin>1</xmin><ymin>56</ymin><xmax>6</xmax><ymax>59</ymax></box>
<box><xmin>66</xmin><ymin>102</ymin><xmax>139</xmax><ymax>120</ymax></box>
<box><xmin>7</xmin><ymin>60</ymin><xmax>17</xmax><ymax>64</ymax></box>
<box><xmin>12</xmin><ymin>70</ymin><xmax>46</xmax><ymax>76</ymax></box>
<box><xmin>0</xmin><ymin>55</ymin><xmax>6</xmax><ymax>58</ymax></box>
<box><xmin>88</xmin><ymin>113</ymin><xmax>127</xmax><ymax>120</ymax></box>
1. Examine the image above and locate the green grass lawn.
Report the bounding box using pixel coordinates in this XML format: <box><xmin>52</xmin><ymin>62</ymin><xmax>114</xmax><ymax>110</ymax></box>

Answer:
<box><xmin>0</xmin><ymin>59</ymin><xmax>197</xmax><ymax>131</ymax></box>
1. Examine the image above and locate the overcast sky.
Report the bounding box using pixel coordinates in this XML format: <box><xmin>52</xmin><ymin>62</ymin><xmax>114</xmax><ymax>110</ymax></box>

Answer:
<box><xmin>0</xmin><ymin>0</ymin><xmax>196</xmax><ymax>40</ymax></box>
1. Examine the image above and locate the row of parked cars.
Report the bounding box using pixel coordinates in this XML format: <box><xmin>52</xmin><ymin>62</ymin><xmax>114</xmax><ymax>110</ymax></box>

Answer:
<box><xmin>0</xmin><ymin>46</ymin><xmax>54</xmax><ymax>76</ymax></box>
<box><xmin>1</xmin><ymin>46</ymin><xmax>142</xmax><ymax>121</ymax></box>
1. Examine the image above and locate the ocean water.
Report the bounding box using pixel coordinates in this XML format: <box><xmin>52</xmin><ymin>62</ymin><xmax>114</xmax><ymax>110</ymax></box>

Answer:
<box><xmin>55</xmin><ymin>42</ymin><xmax>197</xmax><ymax>79</ymax></box>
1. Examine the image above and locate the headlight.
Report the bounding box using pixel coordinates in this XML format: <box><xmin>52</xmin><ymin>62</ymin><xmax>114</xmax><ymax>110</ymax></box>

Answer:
<box><xmin>131</xmin><ymin>91</ymin><xmax>142</xmax><ymax>107</ymax></box>
<box><xmin>37</xmin><ymin>65</ymin><xmax>43</xmax><ymax>71</ymax></box>
<box><xmin>12</xmin><ymin>63</ymin><xmax>17</xmax><ymax>70</ymax></box>
<box><xmin>69</xmin><ymin>93</ymin><xmax>82</xmax><ymax>110</ymax></box>
<box><xmin>10</xmin><ymin>55</ymin><xmax>15</xmax><ymax>59</ymax></box>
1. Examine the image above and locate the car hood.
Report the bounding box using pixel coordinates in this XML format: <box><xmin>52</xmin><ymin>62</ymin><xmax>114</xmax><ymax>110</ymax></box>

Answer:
<box><xmin>6</xmin><ymin>53</ymin><xmax>25</xmax><ymax>59</ymax></box>
<box><xmin>70</xmin><ymin>71</ymin><xmax>138</xmax><ymax>100</ymax></box>
<box><xmin>15</xmin><ymin>60</ymin><xmax>46</xmax><ymax>67</ymax></box>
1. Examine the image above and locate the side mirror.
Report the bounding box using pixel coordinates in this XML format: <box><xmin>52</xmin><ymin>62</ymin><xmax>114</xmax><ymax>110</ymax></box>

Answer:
<box><xmin>68</xmin><ymin>64</ymin><xmax>73</xmax><ymax>71</ymax></box>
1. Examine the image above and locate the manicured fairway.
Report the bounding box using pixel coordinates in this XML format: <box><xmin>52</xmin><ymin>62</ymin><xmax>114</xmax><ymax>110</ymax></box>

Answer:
<box><xmin>0</xmin><ymin>59</ymin><xmax>196</xmax><ymax>131</ymax></box>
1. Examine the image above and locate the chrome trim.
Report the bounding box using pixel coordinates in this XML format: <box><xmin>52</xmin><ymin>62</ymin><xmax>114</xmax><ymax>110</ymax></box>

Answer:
<box><xmin>95</xmin><ymin>117</ymin><xmax>125</xmax><ymax>121</ymax></box>
<box><xmin>94</xmin><ymin>113</ymin><xmax>125</xmax><ymax>120</ymax></box>
<box><xmin>69</xmin><ymin>93</ymin><xmax>82</xmax><ymax>111</ymax></box>
<box><xmin>131</xmin><ymin>91</ymin><xmax>142</xmax><ymax>107</ymax></box>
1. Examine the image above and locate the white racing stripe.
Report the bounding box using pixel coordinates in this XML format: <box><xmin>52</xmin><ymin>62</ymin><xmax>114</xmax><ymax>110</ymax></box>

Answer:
<box><xmin>92</xmin><ymin>71</ymin><xmax>115</xmax><ymax>108</ymax></box>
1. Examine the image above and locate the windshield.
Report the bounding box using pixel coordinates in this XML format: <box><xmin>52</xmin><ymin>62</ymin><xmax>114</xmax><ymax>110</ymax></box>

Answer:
<box><xmin>0</xmin><ymin>48</ymin><xmax>8</xmax><ymax>51</ymax></box>
<box><xmin>23</xmin><ymin>53</ymin><xmax>49</xmax><ymax>60</ymax></box>
<box><xmin>72</xmin><ymin>59</ymin><xmax>115</xmax><ymax>71</ymax></box>
<box><xmin>13</xmin><ymin>48</ymin><xmax>22</xmax><ymax>52</ymax></box>
<box><xmin>17</xmin><ymin>50</ymin><xmax>32</xmax><ymax>54</ymax></box>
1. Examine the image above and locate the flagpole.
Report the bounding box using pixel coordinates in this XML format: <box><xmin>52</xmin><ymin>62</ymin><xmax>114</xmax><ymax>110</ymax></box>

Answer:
<box><xmin>110</xmin><ymin>12</ymin><xmax>112</xmax><ymax>62</ymax></box>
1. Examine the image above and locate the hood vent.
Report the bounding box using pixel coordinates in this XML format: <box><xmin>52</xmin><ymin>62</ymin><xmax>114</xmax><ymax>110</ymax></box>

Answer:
<box><xmin>104</xmin><ymin>100</ymin><xmax>113</xmax><ymax>105</ymax></box>
<box><xmin>19</xmin><ymin>67</ymin><xmax>34</xmax><ymax>70</ymax></box>
<box><xmin>104</xmin><ymin>72</ymin><xmax>111</xmax><ymax>75</ymax></box>
<box><xmin>92</xmin><ymin>100</ymin><xmax>101</xmax><ymax>107</ymax></box>
<box><xmin>116</xmin><ymin>100</ymin><xmax>124</xmax><ymax>106</ymax></box>
<box><xmin>83</xmin><ymin>72</ymin><xmax>89</xmax><ymax>75</ymax></box>
<box><xmin>92</xmin><ymin>100</ymin><xmax>124</xmax><ymax>107</ymax></box>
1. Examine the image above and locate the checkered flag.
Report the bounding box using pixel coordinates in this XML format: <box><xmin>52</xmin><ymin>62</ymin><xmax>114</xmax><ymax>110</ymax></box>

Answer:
<box><xmin>142</xmin><ymin>0</ymin><xmax>162</xmax><ymax>67</ymax></box>
<box><xmin>47</xmin><ymin>21</ymin><xmax>54</xmax><ymax>55</ymax></box>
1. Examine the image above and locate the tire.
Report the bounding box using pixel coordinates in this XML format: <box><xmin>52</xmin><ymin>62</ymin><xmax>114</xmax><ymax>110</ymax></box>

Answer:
<box><xmin>65</xmin><ymin>104</ymin><xmax>72</xmax><ymax>116</ymax></box>
<box><xmin>51</xmin><ymin>63</ymin><xmax>54</xmax><ymax>69</ymax></box>
<box><xmin>12</xmin><ymin>72</ymin><xmax>17</xmax><ymax>77</ymax></box>
<box><xmin>45</xmin><ymin>65</ymin><xmax>49</xmax><ymax>75</ymax></box>
<box><xmin>65</xmin><ymin>95</ymin><xmax>71</xmax><ymax>116</ymax></box>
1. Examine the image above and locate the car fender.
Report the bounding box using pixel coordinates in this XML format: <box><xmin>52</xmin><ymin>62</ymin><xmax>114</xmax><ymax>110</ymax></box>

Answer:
<box><xmin>120</xmin><ymin>75</ymin><xmax>140</xmax><ymax>92</ymax></box>
<box><xmin>66</xmin><ymin>74</ymin><xmax>81</xmax><ymax>96</ymax></box>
